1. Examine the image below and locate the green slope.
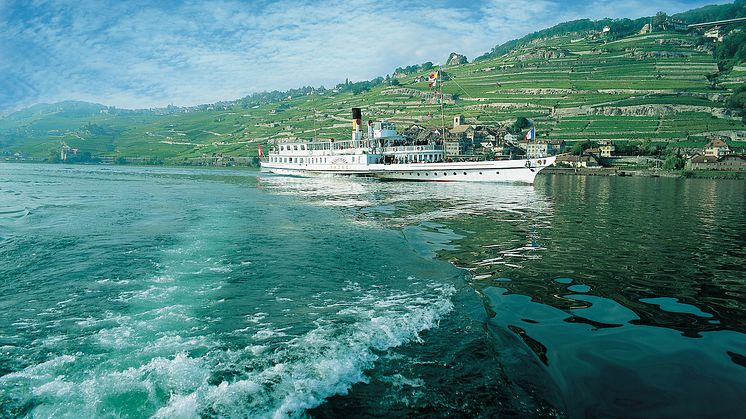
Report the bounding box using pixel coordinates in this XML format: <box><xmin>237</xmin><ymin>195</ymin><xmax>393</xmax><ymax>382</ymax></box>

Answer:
<box><xmin>3</xmin><ymin>10</ymin><xmax>746</xmax><ymax>164</ymax></box>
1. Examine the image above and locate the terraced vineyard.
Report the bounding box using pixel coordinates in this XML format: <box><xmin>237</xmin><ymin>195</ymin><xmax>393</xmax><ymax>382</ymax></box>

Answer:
<box><xmin>2</xmin><ymin>29</ymin><xmax>745</xmax><ymax>163</ymax></box>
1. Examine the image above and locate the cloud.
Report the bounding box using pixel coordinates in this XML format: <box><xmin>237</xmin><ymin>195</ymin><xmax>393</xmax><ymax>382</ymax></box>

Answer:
<box><xmin>0</xmin><ymin>0</ymin><xmax>732</xmax><ymax>113</ymax></box>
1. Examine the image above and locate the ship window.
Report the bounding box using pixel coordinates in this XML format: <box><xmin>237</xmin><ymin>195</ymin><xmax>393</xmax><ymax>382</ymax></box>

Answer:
<box><xmin>294</xmin><ymin>145</ymin><xmax>298</xmax><ymax>151</ymax></box>
<box><xmin>443</xmin><ymin>172</ymin><xmax>446</xmax><ymax>176</ymax></box>
<box><xmin>301</xmin><ymin>145</ymin><xmax>306</xmax><ymax>150</ymax></box>
<box><xmin>453</xmin><ymin>172</ymin><xmax>457</xmax><ymax>175</ymax></box>
<box><xmin>417</xmin><ymin>173</ymin><xmax>420</xmax><ymax>176</ymax></box>
<box><xmin>479</xmin><ymin>172</ymin><xmax>482</xmax><ymax>175</ymax></box>
<box><xmin>496</xmin><ymin>171</ymin><xmax>500</xmax><ymax>174</ymax></box>
<box><xmin>463</xmin><ymin>172</ymin><xmax>467</xmax><ymax>175</ymax></box>
<box><xmin>280</xmin><ymin>146</ymin><xmax>285</xmax><ymax>151</ymax></box>
<box><xmin>425</xmin><ymin>172</ymin><xmax>429</xmax><ymax>176</ymax></box>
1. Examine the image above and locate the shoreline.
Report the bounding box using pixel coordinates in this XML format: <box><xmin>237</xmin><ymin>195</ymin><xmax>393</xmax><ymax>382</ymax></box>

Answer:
<box><xmin>542</xmin><ymin>166</ymin><xmax>745</xmax><ymax>179</ymax></box>
<box><xmin>3</xmin><ymin>160</ymin><xmax>744</xmax><ymax>179</ymax></box>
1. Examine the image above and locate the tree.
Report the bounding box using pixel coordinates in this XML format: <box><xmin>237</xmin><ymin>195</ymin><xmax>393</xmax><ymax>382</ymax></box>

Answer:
<box><xmin>727</xmin><ymin>83</ymin><xmax>746</xmax><ymax>122</ymax></box>
<box><xmin>638</xmin><ymin>139</ymin><xmax>661</xmax><ymax>156</ymax></box>
<box><xmin>653</xmin><ymin>12</ymin><xmax>668</xmax><ymax>31</ymax></box>
<box><xmin>715</xmin><ymin>30</ymin><xmax>746</xmax><ymax>68</ymax></box>
<box><xmin>706</xmin><ymin>72</ymin><xmax>721</xmax><ymax>90</ymax></box>
<box><xmin>47</xmin><ymin>148</ymin><xmax>61</xmax><ymax>163</ymax></box>
<box><xmin>510</xmin><ymin>117</ymin><xmax>532</xmax><ymax>133</ymax></box>
<box><xmin>571</xmin><ymin>140</ymin><xmax>596</xmax><ymax>155</ymax></box>
<box><xmin>663</xmin><ymin>150</ymin><xmax>685</xmax><ymax>170</ymax></box>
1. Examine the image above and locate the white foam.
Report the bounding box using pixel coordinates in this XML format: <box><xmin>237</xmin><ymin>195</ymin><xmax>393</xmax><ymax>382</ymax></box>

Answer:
<box><xmin>180</xmin><ymin>284</ymin><xmax>455</xmax><ymax>418</ymax></box>
<box><xmin>381</xmin><ymin>373</ymin><xmax>425</xmax><ymax>388</ymax></box>
<box><xmin>153</xmin><ymin>393</ymin><xmax>200</xmax><ymax>419</ymax></box>
<box><xmin>5</xmin><ymin>237</ymin><xmax>456</xmax><ymax>419</ymax></box>
<box><xmin>2</xmin><ymin>354</ymin><xmax>76</xmax><ymax>380</ymax></box>
<box><xmin>251</xmin><ymin>329</ymin><xmax>288</xmax><ymax>340</ymax></box>
<box><xmin>32</xmin><ymin>376</ymin><xmax>74</xmax><ymax>397</ymax></box>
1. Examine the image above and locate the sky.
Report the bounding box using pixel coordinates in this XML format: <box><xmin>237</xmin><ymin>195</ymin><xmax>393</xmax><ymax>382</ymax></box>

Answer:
<box><xmin>0</xmin><ymin>0</ymin><xmax>732</xmax><ymax>113</ymax></box>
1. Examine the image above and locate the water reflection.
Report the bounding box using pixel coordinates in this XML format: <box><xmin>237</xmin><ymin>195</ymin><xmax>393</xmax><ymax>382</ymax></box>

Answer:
<box><xmin>486</xmin><ymin>285</ymin><xmax>745</xmax><ymax>418</ymax></box>
<box><xmin>258</xmin><ymin>173</ymin><xmax>745</xmax><ymax>334</ymax></box>
<box><xmin>258</xmin><ymin>173</ymin><xmax>553</xmax><ymax>226</ymax></box>
<box><xmin>258</xmin><ymin>172</ymin><xmax>746</xmax><ymax>416</ymax></box>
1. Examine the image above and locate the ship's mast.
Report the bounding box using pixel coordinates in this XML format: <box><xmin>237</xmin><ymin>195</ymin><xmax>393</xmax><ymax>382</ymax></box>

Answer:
<box><xmin>312</xmin><ymin>88</ymin><xmax>317</xmax><ymax>142</ymax></box>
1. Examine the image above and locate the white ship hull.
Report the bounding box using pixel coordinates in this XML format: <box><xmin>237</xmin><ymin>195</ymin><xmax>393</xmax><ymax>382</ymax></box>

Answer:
<box><xmin>260</xmin><ymin>156</ymin><xmax>555</xmax><ymax>184</ymax></box>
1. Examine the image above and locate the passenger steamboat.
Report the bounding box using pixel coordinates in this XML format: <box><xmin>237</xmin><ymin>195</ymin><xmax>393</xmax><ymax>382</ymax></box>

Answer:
<box><xmin>260</xmin><ymin>108</ymin><xmax>555</xmax><ymax>184</ymax></box>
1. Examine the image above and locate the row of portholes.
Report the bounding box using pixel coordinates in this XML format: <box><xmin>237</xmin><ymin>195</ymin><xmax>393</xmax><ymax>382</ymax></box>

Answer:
<box><xmin>272</xmin><ymin>157</ymin><xmax>344</xmax><ymax>164</ymax></box>
<box><xmin>271</xmin><ymin>156</ymin><xmax>364</xmax><ymax>164</ymax></box>
<box><xmin>398</xmin><ymin>171</ymin><xmax>500</xmax><ymax>176</ymax></box>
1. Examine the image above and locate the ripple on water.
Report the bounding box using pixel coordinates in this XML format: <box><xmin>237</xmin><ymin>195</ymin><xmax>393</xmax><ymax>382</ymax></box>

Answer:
<box><xmin>640</xmin><ymin>297</ymin><xmax>714</xmax><ymax>318</ymax></box>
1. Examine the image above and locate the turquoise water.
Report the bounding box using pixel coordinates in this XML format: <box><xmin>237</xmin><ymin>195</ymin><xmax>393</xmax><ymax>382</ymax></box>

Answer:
<box><xmin>1</xmin><ymin>164</ymin><xmax>745</xmax><ymax>417</ymax></box>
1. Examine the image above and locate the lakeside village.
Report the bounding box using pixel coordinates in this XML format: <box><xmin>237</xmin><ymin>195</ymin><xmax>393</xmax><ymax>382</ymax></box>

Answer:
<box><xmin>261</xmin><ymin>113</ymin><xmax>745</xmax><ymax>176</ymax></box>
<box><xmin>13</xmin><ymin>113</ymin><xmax>744</xmax><ymax>176</ymax></box>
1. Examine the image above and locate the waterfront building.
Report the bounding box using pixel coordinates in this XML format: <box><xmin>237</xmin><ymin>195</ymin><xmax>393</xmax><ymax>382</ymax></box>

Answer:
<box><xmin>520</xmin><ymin>139</ymin><xmax>566</xmax><ymax>158</ymax></box>
<box><xmin>704</xmin><ymin>138</ymin><xmax>731</xmax><ymax>158</ymax></box>
<box><xmin>687</xmin><ymin>154</ymin><xmax>746</xmax><ymax>171</ymax></box>
<box><xmin>599</xmin><ymin>141</ymin><xmax>616</xmax><ymax>158</ymax></box>
<box><xmin>555</xmin><ymin>154</ymin><xmax>600</xmax><ymax>168</ymax></box>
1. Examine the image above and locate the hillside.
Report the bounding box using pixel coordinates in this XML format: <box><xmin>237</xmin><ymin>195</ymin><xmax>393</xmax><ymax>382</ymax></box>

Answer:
<box><xmin>2</xmin><ymin>10</ymin><xmax>746</xmax><ymax>164</ymax></box>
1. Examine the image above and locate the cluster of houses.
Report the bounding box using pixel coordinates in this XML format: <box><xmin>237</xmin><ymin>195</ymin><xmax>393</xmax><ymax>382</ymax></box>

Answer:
<box><xmin>553</xmin><ymin>141</ymin><xmax>617</xmax><ymax>168</ymax></box>
<box><xmin>686</xmin><ymin>138</ymin><xmax>746</xmax><ymax>171</ymax></box>
<box><xmin>59</xmin><ymin>142</ymin><xmax>79</xmax><ymax>161</ymax></box>
<box><xmin>2</xmin><ymin>150</ymin><xmax>29</xmax><ymax>161</ymax></box>
<box><xmin>402</xmin><ymin>115</ymin><xmax>568</xmax><ymax>160</ymax></box>
<box><xmin>405</xmin><ymin>115</ymin><xmax>744</xmax><ymax>172</ymax></box>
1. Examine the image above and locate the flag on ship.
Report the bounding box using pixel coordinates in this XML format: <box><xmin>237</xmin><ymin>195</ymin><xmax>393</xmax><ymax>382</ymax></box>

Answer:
<box><xmin>258</xmin><ymin>144</ymin><xmax>263</xmax><ymax>158</ymax></box>
<box><xmin>428</xmin><ymin>71</ymin><xmax>438</xmax><ymax>88</ymax></box>
<box><xmin>525</xmin><ymin>127</ymin><xmax>535</xmax><ymax>141</ymax></box>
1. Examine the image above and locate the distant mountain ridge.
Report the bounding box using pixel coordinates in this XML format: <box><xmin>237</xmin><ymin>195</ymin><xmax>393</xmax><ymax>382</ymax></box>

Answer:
<box><xmin>5</xmin><ymin>101</ymin><xmax>108</xmax><ymax>121</ymax></box>
<box><xmin>6</xmin><ymin>1</ymin><xmax>746</xmax><ymax>119</ymax></box>
<box><xmin>477</xmin><ymin>0</ymin><xmax>746</xmax><ymax>61</ymax></box>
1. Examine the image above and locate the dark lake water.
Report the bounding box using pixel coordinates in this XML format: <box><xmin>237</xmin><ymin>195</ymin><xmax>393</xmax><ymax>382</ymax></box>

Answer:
<box><xmin>1</xmin><ymin>163</ymin><xmax>744</xmax><ymax>418</ymax></box>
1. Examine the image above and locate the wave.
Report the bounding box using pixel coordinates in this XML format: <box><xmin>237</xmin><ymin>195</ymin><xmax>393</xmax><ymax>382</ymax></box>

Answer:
<box><xmin>1</xmin><ymin>285</ymin><xmax>454</xmax><ymax>418</ymax></box>
<box><xmin>154</xmin><ymin>285</ymin><xmax>455</xmax><ymax>418</ymax></box>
